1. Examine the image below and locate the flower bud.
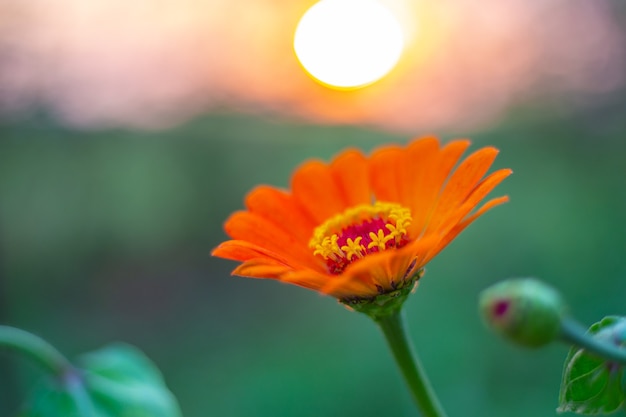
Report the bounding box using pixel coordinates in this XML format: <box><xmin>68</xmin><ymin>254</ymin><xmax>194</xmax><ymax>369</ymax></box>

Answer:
<box><xmin>479</xmin><ymin>278</ymin><xmax>566</xmax><ymax>348</ymax></box>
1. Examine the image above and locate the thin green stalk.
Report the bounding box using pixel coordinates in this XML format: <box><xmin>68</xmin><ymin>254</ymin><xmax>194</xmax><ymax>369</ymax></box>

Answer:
<box><xmin>560</xmin><ymin>318</ymin><xmax>626</xmax><ymax>365</ymax></box>
<box><xmin>0</xmin><ymin>325</ymin><xmax>71</xmax><ymax>376</ymax></box>
<box><xmin>377</xmin><ymin>311</ymin><xmax>448</xmax><ymax>417</ymax></box>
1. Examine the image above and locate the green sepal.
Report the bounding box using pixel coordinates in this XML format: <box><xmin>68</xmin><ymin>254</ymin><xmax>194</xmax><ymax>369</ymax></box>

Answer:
<box><xmin>340</xmin><ymin>270</ymin><xmax>422</xmax><ymax>321</ymax></box>
<box><xmin>19</xmin><ymin>343</ymin><xmax>181</xmax><ymax>417</ymax></box>
<box><xmin>558</xmin><ymin>316</ymin><xmax>626</xmax><ymax>415</ymax></box>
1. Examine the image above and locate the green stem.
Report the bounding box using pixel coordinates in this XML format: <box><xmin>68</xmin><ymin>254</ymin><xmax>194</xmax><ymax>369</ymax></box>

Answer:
<box><xmin>377</xmin><ymin>311</ymin><xmax>448</xmax><ymax>417</ymax></box>
<box><xmin>0</xmin><ymin>325</ymin><xmax>71</xmax><ymax>376</ymax></box>
<box><xmin>560</xmin><ymin>318</ymin><xmax>626</xmax><ymax>365</ymax></box>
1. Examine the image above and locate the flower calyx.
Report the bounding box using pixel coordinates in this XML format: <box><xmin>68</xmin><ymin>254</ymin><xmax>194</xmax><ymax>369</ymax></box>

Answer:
<box><xmin>340</xmin><ymin>268</ymin><xmax>424</xmax><ymax>321</ymax></box>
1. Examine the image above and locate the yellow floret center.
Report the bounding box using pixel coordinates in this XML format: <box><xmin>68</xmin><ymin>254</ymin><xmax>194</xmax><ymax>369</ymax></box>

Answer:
<box><xmin>309</xmin><ymin>202</ymin><xmax>412</xmax><ymax>274</ymax></box>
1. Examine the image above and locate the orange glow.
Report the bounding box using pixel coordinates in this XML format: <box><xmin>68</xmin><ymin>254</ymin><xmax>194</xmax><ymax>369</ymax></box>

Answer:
<box><xmin>0</xmin><ymin>0</ymin><xmax>623</xmax><ymax>131</ymax></box>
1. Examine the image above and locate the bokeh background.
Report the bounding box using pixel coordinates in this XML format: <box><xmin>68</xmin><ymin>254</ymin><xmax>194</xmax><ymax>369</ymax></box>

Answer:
<box><xmin>1</xmin><ymin>0</ymin><xmax>625</xmax><ymax>416</ymax></box>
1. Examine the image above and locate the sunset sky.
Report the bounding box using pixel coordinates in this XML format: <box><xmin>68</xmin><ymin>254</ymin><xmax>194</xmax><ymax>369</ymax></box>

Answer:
<box><xmin>0</xmin><ymin>0</ymin><xmax>624</xmax><ymax>131</ymax></box>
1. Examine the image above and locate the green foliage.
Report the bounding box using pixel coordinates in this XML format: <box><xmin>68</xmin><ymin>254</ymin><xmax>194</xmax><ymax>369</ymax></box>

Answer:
<box><xmin>19</xmin><ymin>380</ymin><xmax>79</xmax><ymax>417</ymax></box>
<box><xmin>559</xmin><ymin>317</ymin><xmax>626</xmax><ymax>415</ymax></box>
<box><xmin>20</xmin><ymin>343</ymin><xmax>181</xmax><ymax>417</ymax></box>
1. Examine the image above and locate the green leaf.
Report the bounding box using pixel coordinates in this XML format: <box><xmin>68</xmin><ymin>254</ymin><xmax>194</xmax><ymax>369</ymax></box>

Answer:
<box><xmin>558</xmin><ymin>316</ymin><xmax>626</xmax><ymax>415</ymax></box>
<box><xmin>20</xmin><ymin>343</ymin><xmax>181</xmax><ymax>417</ymax></box>
<box><xmin>17</xmin><ymin>379</ymin><xmax>80</xmax><ymax>417</ymax></box>
<box><xmin>80</xmin><ymin>343</ymin><xmax>182</xmax><ymax>417</ymax></box>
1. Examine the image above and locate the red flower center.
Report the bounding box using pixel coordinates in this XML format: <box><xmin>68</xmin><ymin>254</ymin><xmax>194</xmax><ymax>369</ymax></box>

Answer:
<box><xmin>309</xmin><ymin>202</ymin><xmax>412</xmax><ymax>274</ymax></box>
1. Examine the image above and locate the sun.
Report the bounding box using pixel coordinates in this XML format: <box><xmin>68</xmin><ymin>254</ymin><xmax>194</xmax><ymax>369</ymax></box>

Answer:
<box><xmin>293</xmin><ymin>0</ymin><xmax>405</xmax><ymax>89</ymax></box>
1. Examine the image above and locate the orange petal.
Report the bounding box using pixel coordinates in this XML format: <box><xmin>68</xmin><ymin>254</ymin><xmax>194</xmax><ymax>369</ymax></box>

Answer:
<box><xmin>291</xmin><ymin>159</ymin><xmax>348</xmax><ymax>224</ymax></box>
<box><xmin>224</xmin><ymin>211</ymin><xmax>324</xmax><ymax>272</ymax></box>
<box><xmin>222</xmin><ymin>247</ymin><xmax>333</xmax><ymax>292</ymax></box>
<box><xmin>423</xmin><ymin>195</ymin><xmax>510</xmax><ymax>264</ymax></box>
<box><xmin>280</xmin><ymin>269</ymin><xmax>335</xmax><ymax>293</ymax></box>
<box><xmin>216</xmin><ymin>243</ymin><xmax>331</xmax><ymax>289</ymax></box>
<box><xmin>404</xmin><ymin>137</ymin><xmax>440</xmax><ymax>205</ymax></box>
<box><xmin>212</xmin><ymin>240</ymin><xmax>289</xmax><ymax>264</ymax></box>
<box><xmin>320</xmin><ymin>235</ymin><xmax>438</xmax><ymax>298</ymax></box>
<box><xmin>462</xmin><ymin>195</ymin><xmax>510</xmax><ymax>225</ymax></box>
<box><xmin>369</xmin><ymin>144</ymin><xmax>406</xmax><ymax>203</ymax></box>
<box><xmin>432</xmin><ymin>168</ymin><xmax>512</xmax><ymax>237</ymax></box>
<box><xmin>323</xmin><ymin>281</ymin><xmax>376</xmax><ymax>299</ymax></box>
<box><xmin>462</xmin><ymin>169</ymin><xmax>512</xmax><ymax>207</ymax></box>
<box><xmin>407</xmin><ymin>138</ymin><xmax>471</xmax><ymax>235</ymax></box>
<box><xmin>330</xmin><ymin>149</ymin><xmax>371</xmax><ymax>207</ymax></box>
<box><xmin>426</xmin><ymin>147</ymin><xmax>500</xmax><ymax>233</ymax></box>
<box><xmin>232</xmin><ymin>258</ymin><xmax>291</xmax><ymax>279</ymax></box>
<box><xmin>245</xmin><ymin>185</ymin><xmax>316</xmax><ymax>245</ymax></box>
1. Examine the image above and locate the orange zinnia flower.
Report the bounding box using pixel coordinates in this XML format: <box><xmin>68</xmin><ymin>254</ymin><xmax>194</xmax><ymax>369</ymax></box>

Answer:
<box><xmin>212</xmin><ymin>137</ymin><xmax>511</xmax><ymax>306</ymax></box>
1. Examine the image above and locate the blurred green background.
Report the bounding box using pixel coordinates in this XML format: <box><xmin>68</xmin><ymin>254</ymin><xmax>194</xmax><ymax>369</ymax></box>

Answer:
<box><xmin>0</xmin><ymin>97</ymin><xmax>625</xmax><ymax>417</ymax></box>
